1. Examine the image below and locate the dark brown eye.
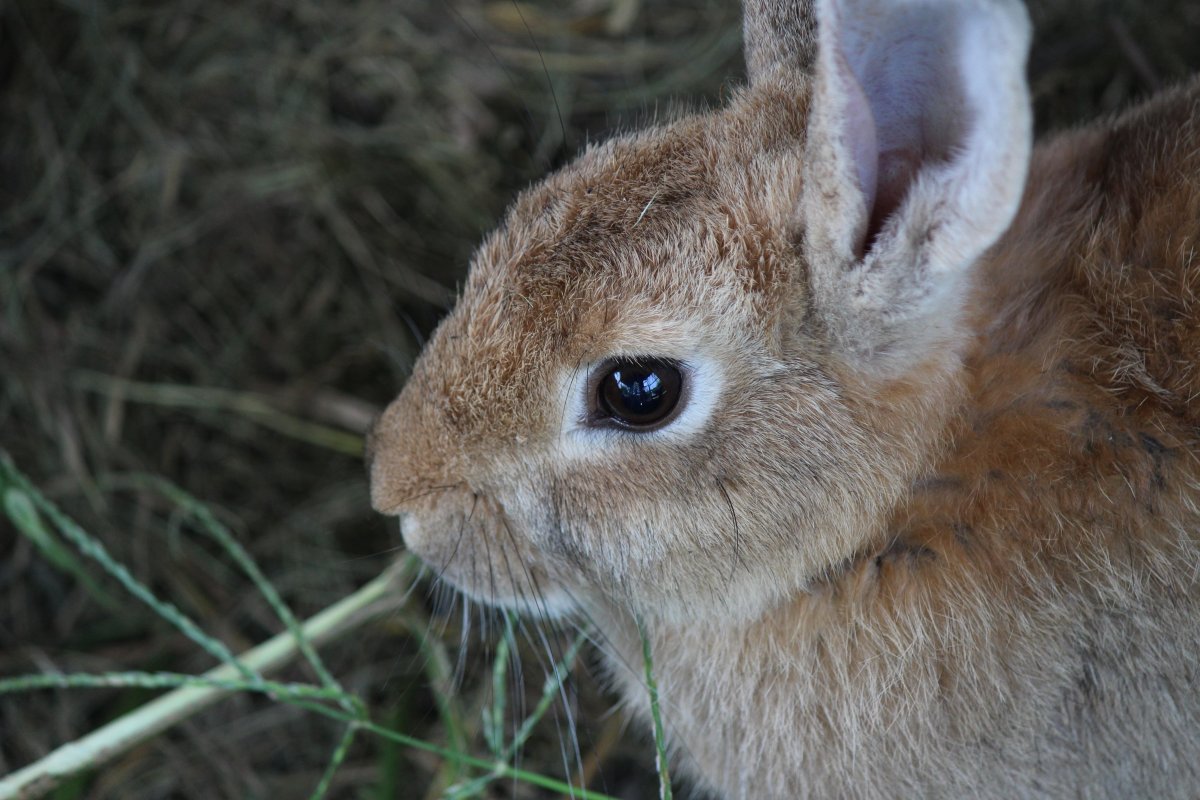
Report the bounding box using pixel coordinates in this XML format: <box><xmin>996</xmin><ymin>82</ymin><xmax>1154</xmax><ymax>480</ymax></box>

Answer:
<box><xmin>594</xmin><ymin>359</ymin><xmax>684</xmax><ymax>431</ymax></box>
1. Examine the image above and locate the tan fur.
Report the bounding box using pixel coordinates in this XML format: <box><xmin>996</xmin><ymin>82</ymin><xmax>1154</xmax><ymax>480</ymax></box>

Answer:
<box><xmin>368</xmin><ymin>2</ymin><xmax>1200</xmax><ymax>796</ymax></box>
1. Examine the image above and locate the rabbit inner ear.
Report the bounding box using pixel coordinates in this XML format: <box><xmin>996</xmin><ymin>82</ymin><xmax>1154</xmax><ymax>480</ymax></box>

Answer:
<box><xmin>818</xmin><ymin>1</ymin><xmax>975</xmax><ymax>256</ymax></box>
<box><xmin>867</xmin><ymin>147</ymin><xmax>920</xmax><ymax>253</ymax></box>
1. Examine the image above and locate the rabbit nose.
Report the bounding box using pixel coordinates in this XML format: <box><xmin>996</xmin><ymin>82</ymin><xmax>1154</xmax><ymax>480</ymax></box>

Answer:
<box><xmin>368</xmin><ymin>389</ymin><xmax>460</xmax><ymax>516</ymax></box>
<box><xmin>368</xmin><ymin>420</ymin><xmax>421</xmax><ymax>515</ymax></box>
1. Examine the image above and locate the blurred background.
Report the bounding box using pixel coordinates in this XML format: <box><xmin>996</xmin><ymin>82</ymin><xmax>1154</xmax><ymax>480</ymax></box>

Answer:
<box><xmin>1</xmin><ymin>0</ymin><xmax>1199</xmax><ymax>797</ymax></box>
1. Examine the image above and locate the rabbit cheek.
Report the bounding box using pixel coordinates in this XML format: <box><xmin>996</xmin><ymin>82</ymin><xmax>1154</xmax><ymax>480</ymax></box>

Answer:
<box><xmin>398</xmin><ymin>490</ymin><xmax>575</xmax><ymax>616</ymax></box>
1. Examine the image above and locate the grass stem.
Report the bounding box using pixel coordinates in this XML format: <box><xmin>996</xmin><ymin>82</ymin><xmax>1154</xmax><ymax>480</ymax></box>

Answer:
<box><xmin>0</xmin><ymin>569</ymin><xmax>400</xmax><ymax>800</ymax></box>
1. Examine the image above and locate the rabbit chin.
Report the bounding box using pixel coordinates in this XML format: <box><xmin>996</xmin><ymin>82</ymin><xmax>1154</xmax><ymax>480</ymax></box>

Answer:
<box><xmin>398</xmin><ymin>511</ymin><xmax>578</xmax><ymax>618</ymax></box>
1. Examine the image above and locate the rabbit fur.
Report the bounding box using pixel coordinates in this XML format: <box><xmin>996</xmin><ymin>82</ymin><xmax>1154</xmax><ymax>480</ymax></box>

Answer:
<box><xmin>368</xmin><ymin>0</ymin><xmax>1200</xmax><ymax>796</ymax></box>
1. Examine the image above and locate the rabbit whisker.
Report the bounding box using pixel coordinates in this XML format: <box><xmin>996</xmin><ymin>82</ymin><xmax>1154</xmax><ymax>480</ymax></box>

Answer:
<box><xmin>443</xmin><ymin>2</ymin><xmax>546</xmax><ymax>171</ymax></box>
<box><xmin>716</xmin><ymin>475</ymin><xmax>744</xmax><ymax>581</ymax></box>
<box><xmin>508</xmin><ymin>0</ymin><xmax>568</xmax><ymax>157</ymax></box>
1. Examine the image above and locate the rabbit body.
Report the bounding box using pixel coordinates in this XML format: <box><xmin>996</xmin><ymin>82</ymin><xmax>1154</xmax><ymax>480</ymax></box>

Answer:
<box><xmin>601</xmin><ymin>82</ymin><xmax>1200</xmax><ymax>799</ymax></box>
<box><xmin>369</xmin><ymin>0</ymin><xmax>1200</xmax><ymax>796</ymax></box>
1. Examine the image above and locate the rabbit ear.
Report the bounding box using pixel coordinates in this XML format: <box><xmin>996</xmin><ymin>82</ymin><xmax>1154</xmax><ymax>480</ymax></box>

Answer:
<box><xmin>800</xmin><ymin>0</ymin><xmax>1032</xmax><ymax>368</ymax></box>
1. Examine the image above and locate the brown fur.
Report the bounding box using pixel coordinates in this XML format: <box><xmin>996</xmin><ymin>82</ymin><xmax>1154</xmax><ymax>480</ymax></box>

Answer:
<box><xmin>368</xmin><ymin>3</ymin><xmax>1200</xmax><ymax>796</ymax></box>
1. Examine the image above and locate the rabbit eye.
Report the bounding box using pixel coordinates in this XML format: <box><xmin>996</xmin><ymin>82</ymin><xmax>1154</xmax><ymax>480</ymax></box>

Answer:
<box><xmin>593</xmin><ymin>358</ymin><xmax>684</xmax><ymax>431</ymax></box>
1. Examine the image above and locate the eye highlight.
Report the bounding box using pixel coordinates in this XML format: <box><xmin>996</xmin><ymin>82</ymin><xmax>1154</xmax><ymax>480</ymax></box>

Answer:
<box><xmin>591</xmin><ymin>358</ymin><xmax>685</xmax><ymax>431</ymax></box>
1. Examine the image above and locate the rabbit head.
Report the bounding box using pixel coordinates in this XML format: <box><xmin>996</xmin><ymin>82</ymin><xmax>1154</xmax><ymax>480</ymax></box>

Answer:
<box><xmin>368</xmin><ymin>0</ymin><xmax>1032</xmax><ymax>623</ymax></box>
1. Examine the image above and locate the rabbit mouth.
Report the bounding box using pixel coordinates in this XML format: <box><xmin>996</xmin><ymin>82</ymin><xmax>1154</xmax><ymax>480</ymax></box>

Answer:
<box><xmin>397</xmin><ymin>491</ymin><xmax>577</xmax><ymax>618</ymax></box>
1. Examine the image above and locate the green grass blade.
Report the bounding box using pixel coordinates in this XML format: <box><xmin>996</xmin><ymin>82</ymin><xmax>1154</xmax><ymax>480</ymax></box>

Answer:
<box><xmin>0</xmin><ymin>451</ymin><xmax>262</xmax><ymax>685</ymax></box>
<box><xmin>308</xmin><ymin>723</ymin><xmax>359</xmax><ymax>800</ymax></box>
<box><xmin>483</xmin><ymin>613</ymin><xmax>515</xmax><ymax>758</ymax></box>
<box><xmin>104</xmin><ymin>473</ymin><xmax>348</xmax><ymax>705</ymax></box>
<box><xmin>2</xmin><ymin>486</ymin><xmax>122</xmax><ymax>612</ymax></box>
<box><xmin>405</xmin><ymin>617</ymin><xmax>469</xmax><ymax>787</ymax></box>
<box><xmin>636</xmin><ymin>615</ymin><xmax>673</xmax><ymax>800</ymax></box>
<box><xmin>502</xmin><ymin>629</ymin><xmax>588</xmax><ymax>762</ymax></box>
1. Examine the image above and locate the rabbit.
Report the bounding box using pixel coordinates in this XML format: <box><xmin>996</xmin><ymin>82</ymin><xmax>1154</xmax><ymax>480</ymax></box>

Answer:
<box><xmin>367</xmin><ymin>0</ymin><xmax>1200</xmax><ymax>795</ymax></box>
